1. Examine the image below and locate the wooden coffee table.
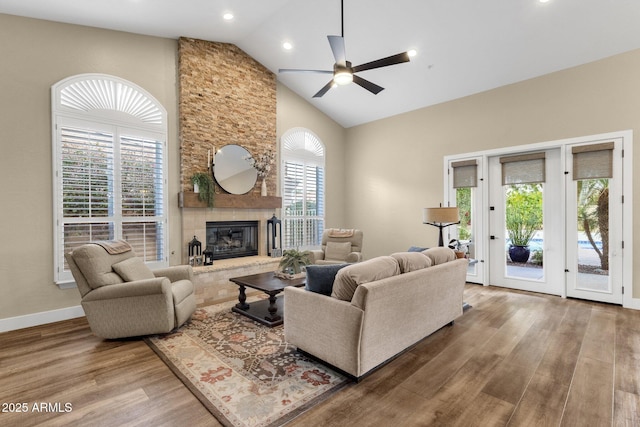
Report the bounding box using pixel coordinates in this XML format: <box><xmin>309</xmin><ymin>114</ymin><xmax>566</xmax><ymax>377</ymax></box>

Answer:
<box><xmin>229</xmin><ymin>272</ymin><xmax>306</xmax><ymax>327</ymax></box>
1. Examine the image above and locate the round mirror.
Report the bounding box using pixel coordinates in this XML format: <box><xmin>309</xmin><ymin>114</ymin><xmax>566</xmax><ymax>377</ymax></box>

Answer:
<box><xmin>214</xmin><ymin>145</ymin><xmax>257</xmax><ymax>194</ymax></box>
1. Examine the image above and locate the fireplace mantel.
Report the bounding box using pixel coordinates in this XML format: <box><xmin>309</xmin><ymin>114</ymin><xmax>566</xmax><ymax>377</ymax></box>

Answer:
<box><xmin>179</xmin><ymin>191</ymin><xmax>282</xmax><ymax>209</ymax></box>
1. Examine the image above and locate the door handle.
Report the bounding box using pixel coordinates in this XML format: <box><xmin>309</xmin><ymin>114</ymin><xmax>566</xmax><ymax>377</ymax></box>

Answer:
<box><xmin>490</xmin><ymin>235</ymin><xmax>497</xmax><ymax>240</ymax></box>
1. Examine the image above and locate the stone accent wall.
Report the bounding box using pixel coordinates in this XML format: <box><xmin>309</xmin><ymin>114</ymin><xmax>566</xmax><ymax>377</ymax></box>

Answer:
<box><xmin>178</xmin><ymin>37</ymin><xmax>277</xmax><ymax>195</ymax></box>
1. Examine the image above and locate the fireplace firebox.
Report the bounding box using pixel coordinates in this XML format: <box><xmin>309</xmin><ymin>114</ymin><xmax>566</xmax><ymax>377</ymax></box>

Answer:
<box><xmin>205</xmin><ymin>221</ymin><xmax>258</xmax><ymax>260</ymax></box>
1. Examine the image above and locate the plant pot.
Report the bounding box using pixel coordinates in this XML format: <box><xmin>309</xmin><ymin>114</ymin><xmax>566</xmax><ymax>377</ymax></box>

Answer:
<box><xmin>509</xmin><ymin>245</ymin><xmax>530</xmax><ymax>263</ymax></box>
<box><xmin>193</xmin><ymin>182</ymin><xmax>200</xmax><ymax>193</ymax></box>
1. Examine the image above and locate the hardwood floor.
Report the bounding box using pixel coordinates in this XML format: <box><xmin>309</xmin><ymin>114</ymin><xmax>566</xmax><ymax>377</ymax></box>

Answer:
<box><xmin>2</xmin><ymin>284</ymin><xmax>640</xmax><ymax>426</ymax></box>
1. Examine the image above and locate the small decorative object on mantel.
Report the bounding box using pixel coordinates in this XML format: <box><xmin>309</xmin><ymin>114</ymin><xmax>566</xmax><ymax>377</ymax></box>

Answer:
<box><xmin>267</xmin><ymin>214</ymin><xmax>282</xmax><ymax>257</ymax></box>
<box><xmin>275</xmin><ymin>248</ymin><xmax>311</xmax><ymax>279</ymax></box>
<box><xmin>191</xmin><ymin>172</ymin><xmax>215</xmax><ymax>208</ymax></box>
<box><xmin>245</xmin><ymin>149</ymin><xmax>276</xmax><ymax>197</ymax></box>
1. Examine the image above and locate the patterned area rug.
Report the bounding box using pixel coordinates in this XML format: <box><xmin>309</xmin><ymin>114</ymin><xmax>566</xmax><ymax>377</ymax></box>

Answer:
<box><xmin>145</xmin><ymin>303</ymin><xmax>350</xmax><ymax>427</ymax></box>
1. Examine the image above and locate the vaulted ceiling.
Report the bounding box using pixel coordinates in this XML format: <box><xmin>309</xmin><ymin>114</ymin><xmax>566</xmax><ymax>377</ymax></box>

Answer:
<box><xmin>2</xmin><ymin>0</ymin><xmax>640</xmax><ymax>127</ymax></box>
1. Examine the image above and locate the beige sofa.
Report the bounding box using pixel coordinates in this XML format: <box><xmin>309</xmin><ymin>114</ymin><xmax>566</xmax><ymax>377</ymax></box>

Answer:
<box><xmin>284</xmin><ymin>248</ymin><xmax>467</xmax><ymax>379</ymax></box>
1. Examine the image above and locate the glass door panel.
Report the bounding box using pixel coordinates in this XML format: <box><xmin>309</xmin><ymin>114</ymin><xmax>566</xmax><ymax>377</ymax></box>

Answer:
<box><xmin>505</xmin><ymin>183</ymin><xmax>544</xmax><ymax>281</ymax></box>
<box><xmin>456</xmin><ymin>187</ymin><xmax>477</xmax><ymax>276</ymax></box>
<box><xmin>575</xmin><ymin>179</ymin><xmax>610</xmax><ymax>292</ymax></box>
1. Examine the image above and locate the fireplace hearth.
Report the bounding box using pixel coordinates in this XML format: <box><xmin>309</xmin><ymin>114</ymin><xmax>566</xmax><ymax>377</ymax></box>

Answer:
<box><xmin>205</xmin><ymin>221</ymin><xmax>258</xmax><ymax>260</ymax></box>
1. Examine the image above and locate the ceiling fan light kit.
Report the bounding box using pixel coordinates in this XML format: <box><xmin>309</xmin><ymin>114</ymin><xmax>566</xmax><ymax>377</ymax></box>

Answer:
<box><xmin>278</xmin><ymin>0</ymin><xmax>411</xmax><ymax>98</ymax></box>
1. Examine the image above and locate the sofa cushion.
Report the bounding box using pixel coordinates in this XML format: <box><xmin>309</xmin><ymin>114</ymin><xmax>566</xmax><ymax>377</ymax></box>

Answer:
<box><xmin>305</xmin><ymin>264</ymin><xmax>350</xmax><ymax>296</ymax></box>
<box><xmin>112</xmin><ymin>257</ymin><xmax>155</xmax><ymax>282</ymax></box>
<box><xmin>422</xmin><ymin>247</ymin><xmax>456</xmax><ymax>265</ymax></box>
<box><xmin>72</xmin><ymin>244</ymin><xmax>131</xmax><ymax>289</ymax></box>
<box><xmin>390</xmin><ymin>252</ymin><xmax>433</xmax><ymax>273</ymax></box>
<box><xmin>324</xmin><ymin>241</ymin><xmax>352</xmax><ymax>261</ymax></box>
<box><xmin>331</xmin><ymin>256</ymin><xmax>401</xmax><ymax>301</ymax></box>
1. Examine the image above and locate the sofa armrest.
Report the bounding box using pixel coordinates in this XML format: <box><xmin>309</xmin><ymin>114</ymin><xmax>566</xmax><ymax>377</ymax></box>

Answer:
<box><xmin>153</xmin><ymin>265</ymin><xmax>193</xmax><ymax>282</ymax></box>
<box><xmin>284</xmin><ymin>287</ymin><xmax>364</xmax><ymax>377</ymax></box>
<box><xmin>309</xmin><ymin>249</ymin><xmax>325</xmax><ymax>264</ymax></box>
<box><xmin>82</xmin><ymin>277</ymin><xmax>172</xmax><ymax>302</ymax></box>
<box><xmin>345</xmin><ymin>252</ymin><xmax>362</xmax><ymax>263</ymax></box>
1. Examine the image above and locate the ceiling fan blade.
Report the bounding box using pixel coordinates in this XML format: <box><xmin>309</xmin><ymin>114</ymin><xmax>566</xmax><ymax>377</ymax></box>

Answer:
<box><xmin>328</xmin><ymin>35</ymin><xmax>347</xmax><ymax>66</ymax></box>
<box><xmin>353</xmin><ymin>75</ymin><xmax>384</xmax><ymax>95</ymax></box>
<box><xmin>313</xmin><ymin>80</ymin><xmax>335</xmax><ymax>98</ymax></box>
<box><xmin>279</xmin><ymin>69</ymin><xmax>333</xmax><ymax>74</ymax></box>
<box><xmin>352</xmin><ymin>52</ymin><xmax>410</xmax><ymax>73</ymax></box>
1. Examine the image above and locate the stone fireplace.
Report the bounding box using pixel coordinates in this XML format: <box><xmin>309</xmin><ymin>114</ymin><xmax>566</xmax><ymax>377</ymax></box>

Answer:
<box><xmin>206</xmin><ymin>220</ymin><xmax>258</xmax><ymax>260</ymax></box>
<box><xmin>177</xmin><ymin>38</ymin><xmax>282</xmax><ymax>306</ymax></box>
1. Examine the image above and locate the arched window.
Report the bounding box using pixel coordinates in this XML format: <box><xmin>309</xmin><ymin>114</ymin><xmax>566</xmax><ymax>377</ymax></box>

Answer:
<box><xmin>281</xmin><ymin>128</ymin><xmax>325</xmax><ymax>249</ymax></box>
<box><xmin>52</xmin><ymin>74</ymin><xmax>168</xmax><ymax>285</ymax></box>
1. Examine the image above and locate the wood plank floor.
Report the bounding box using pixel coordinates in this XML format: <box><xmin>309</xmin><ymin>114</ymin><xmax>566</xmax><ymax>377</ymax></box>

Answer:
<box><xmin>2</xmin><ymin>284</ymin><xmax>640</xmax><ymax>426</ymax></box>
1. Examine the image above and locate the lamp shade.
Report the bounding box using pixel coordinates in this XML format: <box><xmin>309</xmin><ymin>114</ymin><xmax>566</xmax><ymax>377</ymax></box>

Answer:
<box><xmin>423</xmin><ymin>207</ymin><xmax>459</xmax><ymax>224</ymax></box>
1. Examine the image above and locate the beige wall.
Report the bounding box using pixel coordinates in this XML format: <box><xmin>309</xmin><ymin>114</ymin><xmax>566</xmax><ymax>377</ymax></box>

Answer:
<box><xmin>276</xmin><ymin>83</ymin><xmax>347</xmax><ymax>229</ymax></box>
<box><xmin>346</xmin><ymin>48</ymin><xmax>640</xmax><ymax>296</ymax></box>
<box><xmin>0</xmin><ymin>14</ymin><xmax>345</xmax><ymax>322</ymax></box>
<box><xmin>0</xmin><ymin>14</ymin><xmax>180</xmax><ymax>319</ymax></box>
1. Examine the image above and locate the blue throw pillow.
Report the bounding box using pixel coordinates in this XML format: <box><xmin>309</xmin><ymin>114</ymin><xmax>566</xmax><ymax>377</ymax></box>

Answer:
<box><xmin>408</xmin><ymin>246</ymin><xmax>428</xmax><ymax>252</ymax></box>
<box><xmin>305</xmin><ymin>264</ymin><xmax>350</xmax><ymax>296</ymax></box>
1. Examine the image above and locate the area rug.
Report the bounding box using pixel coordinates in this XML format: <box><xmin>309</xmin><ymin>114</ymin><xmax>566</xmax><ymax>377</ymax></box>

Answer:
<box><xmin>145</xmin><ymin>303</ymin><xmax>350</xmax><ymax>427</ymax></box>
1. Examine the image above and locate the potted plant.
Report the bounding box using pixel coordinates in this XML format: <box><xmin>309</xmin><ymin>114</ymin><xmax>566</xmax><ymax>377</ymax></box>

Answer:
<box><xmin>191</xmin><ymin>172</ymin><xmax>215</xmax><ymax>208</ymax></box>
<box><xmin>276</xmin><ymin>248</ymin><xmax>312</xmax><ymax>279</ymax></box>
<box><xmin>448</xmin><ymin>239</ymin><xmax>468</xmax><ymax>259</ymax></box>
<box><xmin>505</xmin><ymin>184</ymin><xmax>543</xmax><ymax>263</ymax></box>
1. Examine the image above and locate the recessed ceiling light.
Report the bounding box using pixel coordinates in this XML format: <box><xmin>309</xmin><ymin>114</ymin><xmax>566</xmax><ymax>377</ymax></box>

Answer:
<box><xmin>223</xmin><ymin>12</ymin><xmax>234</xmax><ymax>21</ymax></box>
<box><xmin>283</xmin><ymin>42</ymin><xmax>293</xmax><ymax>50</ymax></box>
<box><xmin>539</xmin><ymin>0</ymin><xmax>550</xmax><ymax>3</ymax></box>
<box><xmin>408</xmin><ymin>49</ymin><xmax>417</xmax><ymax>58</ymax></box>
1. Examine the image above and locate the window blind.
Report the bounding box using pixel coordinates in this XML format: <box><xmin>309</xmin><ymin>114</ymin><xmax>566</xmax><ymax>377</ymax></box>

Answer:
<box><xmin>282</xmin><ymin>160</ymin><xmax>325</xmax><ymax>248</ymax></box>
<box><xmin>572</xmin><ymin>142</ymin><xmax>614</xmax><ymax>180</ymax></box>
<box><xmin>451</xmin><ymin>159</ymin><xmax>477</xmax><ymax>188</ymax></box>
<box><xmin>59</xmin><ymin>126</ymin><xmax>165</xmax><ymax>268</ymax></box>
<box><xmin>281</xmin><ymin>128</ymin><xmax>325</xmax><ymax>250</ymax></box>
<box><xmin>500</xmin><ymin>152</ymin><xmax>546</xmax><ymax>185</ymax></box>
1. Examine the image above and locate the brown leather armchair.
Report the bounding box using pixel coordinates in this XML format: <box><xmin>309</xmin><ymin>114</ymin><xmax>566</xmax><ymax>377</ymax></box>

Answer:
<box><xmin>65</xmin><ymin>240</ymin><xmax>196</xmax><ymax>339</ymax></box>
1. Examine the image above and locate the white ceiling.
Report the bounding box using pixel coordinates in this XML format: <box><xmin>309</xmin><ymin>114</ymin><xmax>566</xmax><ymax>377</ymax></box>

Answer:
<box><xmin>2</xmin><ymin>0</ymin><xmax>640</xmax><ymax>128</ymax></box>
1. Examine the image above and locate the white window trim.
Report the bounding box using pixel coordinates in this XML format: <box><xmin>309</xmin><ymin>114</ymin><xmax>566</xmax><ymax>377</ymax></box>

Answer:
<box><xmin>52</xmin><ymin>74</ymin><xmax>168</xmax><ymax>286</ymax></box>
<box><xmin>281</xmin><ymin>127</ymin><xmax>326</xmax><ymax>250</ymax></box>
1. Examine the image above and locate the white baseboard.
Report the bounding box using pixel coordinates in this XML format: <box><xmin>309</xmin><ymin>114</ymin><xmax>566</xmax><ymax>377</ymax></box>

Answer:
<box><xmin>624</xmin><ymin>295</ymin><xmax>640</xmax><ymax>310</ymax></box>
<box><xmin>0</xmin><ymin>306</ymin><xmax>85</xmax><ymax>334</ymax></box>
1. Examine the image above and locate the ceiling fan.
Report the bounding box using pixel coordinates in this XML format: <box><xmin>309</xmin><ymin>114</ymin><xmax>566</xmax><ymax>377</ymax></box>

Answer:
<box><xmin>278</xmin><ymin>0</ymin><xmax>411</xmax><ymax>98</ymax></box>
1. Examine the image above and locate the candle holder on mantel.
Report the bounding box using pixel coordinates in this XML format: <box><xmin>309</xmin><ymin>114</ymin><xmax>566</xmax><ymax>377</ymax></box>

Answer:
<box><xmin>188</xmin><ymin>235</ymin><xmax>203</xmax><ymax>266</ymax></box>
<box><xmin>267</xmin><ymin>214</ymin><xmax>282</xmax><ymax>257</ymax></box>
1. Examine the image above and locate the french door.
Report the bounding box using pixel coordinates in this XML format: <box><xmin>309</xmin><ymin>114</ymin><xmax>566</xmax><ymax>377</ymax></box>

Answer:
<box><xmin>448</xmin><ymin>158</ymin><xmax>484</xmax><ymax>284</ymax></box>
<box><xmin>565</xmin><ymin>140</ymin><xmax>623</xmax><ymax>304</ymax></box>
<box><xmin>488</xmin><ymin>148</ymin><xmax>565</xmax><ymax>296</ymax></box>
<box><xmin>447</xmin><ymin>133</ymin><xmax>628</xmax><ymax>305</ymax></box>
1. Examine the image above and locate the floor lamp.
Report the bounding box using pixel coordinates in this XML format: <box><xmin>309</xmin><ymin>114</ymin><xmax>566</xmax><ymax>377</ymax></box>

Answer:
<box><xmin>423</xmin><ymin>207</ymin><xmax>460</xmax><ymax>247</ymax></box>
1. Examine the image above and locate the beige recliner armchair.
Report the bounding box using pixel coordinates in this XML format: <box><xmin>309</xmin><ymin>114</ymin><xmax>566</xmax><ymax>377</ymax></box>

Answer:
<box><xmin>65</xmin><ymin>240</ymin><xmax>196</xmax><ymax>339</ymax></box>
<box><xmin>310</xmin><ymin>228</ymin><xmax>364</xmax><ymax>265</ymax></box>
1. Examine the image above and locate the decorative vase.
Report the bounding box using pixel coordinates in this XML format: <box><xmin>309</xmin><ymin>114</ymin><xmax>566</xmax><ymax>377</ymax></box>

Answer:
<box><xmin>193</xmin><ymin>182</ymin><xmax>200</xmax><ymax>193</ymax></box>
<box><xmin>508</xmin><ymin>245</ymin><xmax>530</xmax><ymax>263</ymax></box>
<box><xmin>261</xmin><ymin>178</ymin><xmax>267</xmax><ymax>197</ymax></box>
